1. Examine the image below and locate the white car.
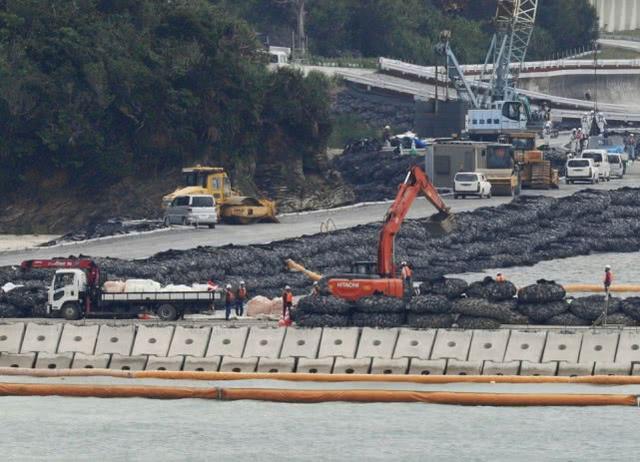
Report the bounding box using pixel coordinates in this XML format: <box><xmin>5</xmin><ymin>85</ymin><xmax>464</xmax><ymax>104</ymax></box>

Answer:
<box><xmin>164</xmin><ymin>194</ymin><xmax>218</xmax><ymax>228</ymax></box>
<box><xmin>580</xmin><ymin>149</ymin><xmax>610</xmax><ymax>181</ymax></box>
<box><xmin>453</xmin><ymin>172</ymin><xmax>492</xmax><ymax>199</ymax></box>
<box><xmin>607</xmin><ymin>153</ymin><xmax>624</xmax><ymax>178</ymax></box>
<box><xmin>565</xmin><ymin>158</ymin><xmax>599</xmax><ymax>184</ymax></box>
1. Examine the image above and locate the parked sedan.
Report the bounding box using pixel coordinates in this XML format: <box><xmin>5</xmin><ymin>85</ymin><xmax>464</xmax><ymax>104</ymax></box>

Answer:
<box><xmin>453</xmin><ymin>172</ymin><xmax>492</xmax><ymax>199</ymax></box>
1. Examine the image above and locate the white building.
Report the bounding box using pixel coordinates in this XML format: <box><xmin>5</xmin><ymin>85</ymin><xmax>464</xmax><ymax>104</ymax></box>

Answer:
<box><xmin>590</xmin><ymin>0</ymin><xmax>640</xmax><ymax>32</ymax></box>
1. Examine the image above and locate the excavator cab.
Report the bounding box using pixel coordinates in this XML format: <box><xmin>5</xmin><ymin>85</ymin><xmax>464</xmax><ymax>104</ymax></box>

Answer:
<box><xmin>350</xmin><ymin>261</ymin><xmax>378</xmax><ymax>276</ymax></box>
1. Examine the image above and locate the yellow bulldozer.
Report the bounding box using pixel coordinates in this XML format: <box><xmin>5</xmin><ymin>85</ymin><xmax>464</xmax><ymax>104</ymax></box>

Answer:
<box><xmin>162</xmin><ymin>166</ymin><xmax>278</xmax><ymax>224</ymax></box>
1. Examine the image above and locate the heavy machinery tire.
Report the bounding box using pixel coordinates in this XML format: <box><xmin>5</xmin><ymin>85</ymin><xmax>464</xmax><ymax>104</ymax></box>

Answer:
<box><xmin>208</xmin><ymin>224</ymin><xmax>216</xmax><ymax>229</ymax></box>
<box><xmin>62</xmin><ymin>303</ymin><xmax>82</xmax><ymax>321</ymax></box>
<box><xmin>157</xmin><ymin>304</ymin><xmax>178</xmax><ymax>321</ymax></box>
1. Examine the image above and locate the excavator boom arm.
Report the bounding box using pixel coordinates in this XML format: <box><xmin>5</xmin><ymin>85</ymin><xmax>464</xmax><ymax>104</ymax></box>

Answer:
<box><xmin>377</xmin><ymin>166</ymin><xmax>450</xmax><ymax>277</ymax></box>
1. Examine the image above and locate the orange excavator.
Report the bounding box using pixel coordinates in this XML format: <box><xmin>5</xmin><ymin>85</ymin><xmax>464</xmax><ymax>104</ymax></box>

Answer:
<box><xmin>326</xmin><ymin>166</ymin><xmax>454</xmax><ymax>301</ymax></box>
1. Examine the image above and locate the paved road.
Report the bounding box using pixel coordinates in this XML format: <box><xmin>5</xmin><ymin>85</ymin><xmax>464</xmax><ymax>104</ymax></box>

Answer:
<box><xmin>598</xmin><ymin>38</ymin><xmax>640</xmax><ymax>52</ymax></box>
<box><xmin>1</xmin><ymin>161</ymin><xmax>638</xmax><ymax>265</ymax></box>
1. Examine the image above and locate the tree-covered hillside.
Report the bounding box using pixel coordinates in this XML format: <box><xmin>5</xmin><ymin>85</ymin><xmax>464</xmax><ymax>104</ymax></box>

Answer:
<box><xmin>0</xmin><ymin>0</ymin><xmax>332</xmax><ymax>197</ymax></box>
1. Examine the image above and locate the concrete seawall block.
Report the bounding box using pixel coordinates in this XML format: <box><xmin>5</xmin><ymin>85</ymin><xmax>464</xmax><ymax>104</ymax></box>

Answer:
<box><xmin>132</xmin><ymin>325</ymin><xmax>175</xmax><ymax>357</ymax></box>
<box><xmin>145</xmin><ymin>355</ymin><xmax>185</xmax><ymax>371</ymax></box>
<box><xmin>0</xmin><ymin>352</ymin><xmax>35</xmax><ymax>368</ymax></box>
<box><xmin>446</xmin><ymin>359</ymin><xmax>483</xmax><ymax>375</ymax></box>
<box><xmin>35</xmin><ymin>352</ymin><xmax>74</xmax><ymax>370</ymax></box>
<box><xmin>58</xmin><ymin>324</ymin><xmax>99</xmax><ymax>355</ymax></box>
<box><xmin>356</xmin><ymin>328</ymin><xmax>398</xmax><ymax>359</ymax></box>
<box><xmin>578</xmin><ymin>331</ymin><xmax>619</xmax><ymax>363</ymax></box>
<box><xmin>280</xmin><ymin>327</ymin><xmax>322</xmax><ymax>359</ymax></box>
<box><xmin>431</xmin><ymin>330</ymin><xmax>472</xmax><ymax>361</ymax></box>
<box><xmin>482</xmin><ymin>360</ymin><xmax>520</xmax><ymax>376</ymax></box>
<box><xmin>21</xmin><ymin>323</ymin><xmax>63</xmax><ymax>354</ymax></box>
<box><xmin>0</xmin><ymin>322</ymin><xmax>25</xmax><ymax>354</ymax></box>
<box><xmin>594</xmin><ymin>361</ymin><xmax>630</xmax><ymax>376</ymax></box>
<box><xmin>296</xmin><ymin>358</ymin><xmax>334</xmax><ymax>374</ymax></box>
<box><xmin>219</xmin><ymin>357</ymin><xmax>258</xmax><ymax>373</ymax></box>
<box><xmin>243</xmin><ymin>327</ymin><xmax>285</xmax><ymax>359</ymax></box>
<box><xmin>333</xmin><ymin>357</ymin><xmax>371</xmax><ymax>374</ymax></box>
<box><xmin>95</xmin><ymin>325</ymin><xmax>135</xmax><ymax>356</ymax></box>
<box><xmin>504</xmin><ymin>330</ymin><xmax>547</xmax><ymax>362</ymax></box>
<box><xmin>318</xmin><ymin>328</ymin><xmax>360</xmax><ymax>359</ymax></box>
<box><xmin>468</xmin><ymin>330</ymin><xmax>510</xmax><ymax>362</ymax></box>
<box><xmin>257</xmin><ymin>358</ymin><xmax>296</xmax><ymax>373</ymax></box>
<box><xmin>615</xmin><ymin>331</ymin><xmax>640</xmax><ymax>364</ymax></box>
<box><xmin>393</xmin><ymin>328</ymin><xmax>436</xmax><ymax>360</ymax></box>
<box><xmin>370</xmin><ymin>358</ymin><xmax>409</xmax><ymax>375</ymax></box>
<box><xmin>72</xmin><ymin>353</ymin><xmax>110</xmax><ymax>369</ymax></box>
<box><xmin>520</xmin><ymin>360</ymin><xmax>558</xmax><ymax>376</ymax></box>
<box><xmin>109</xmin><ymin>353</ymin><xmax>147</xmax><ymax>371</ymax></box>
<box><xmin>408</xmin><ymin>359</ymin><xmax>446</xmax><ymax>375</ymax></box>
<box><xmin>183</xmin><ymin>356</ymin><xmax>221</xmax><ymax>372</ymax></box>
<box><xmin>206</xmin><ymin>327</ymin><xmax>249</xmax><ymax>358</ymax></box>
<box><xmin>168</xmin><ymin>326</ymin><xmax>211</xmax><ymax>357</ymax></box>
<box><xmin>541</xmin><ymin>331</ymin><xmax>583</xmax><ymax>363</ymax></box>
<box><xmin>557</xmin><ymin>361</ymin><xmax>594</xmax><ymax>377</ymax></box>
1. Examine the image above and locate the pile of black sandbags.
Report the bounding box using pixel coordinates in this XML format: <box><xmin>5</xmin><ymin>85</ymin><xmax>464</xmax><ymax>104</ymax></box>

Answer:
<box><xmin>5</xmin><ymin>187</ymin><xmax>640</xmax><ymax>319</ymax></box>
<box><xmin>331</xmin><ymin>149</ymin><xmax>423</xmax><ymax>202</ymax></box>
<box><xmin>41</xmin><ymin>219</ymin><xmax>167</xmax><ymax>246</ymax></box>
<box><xmin>291</xmin><ymin>295</ymin><xmax>351</xmax><ymax>327</ymax></box>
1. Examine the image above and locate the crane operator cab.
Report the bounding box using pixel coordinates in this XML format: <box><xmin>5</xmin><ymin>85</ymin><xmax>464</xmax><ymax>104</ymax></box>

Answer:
<box><xmin>468</xmin><ymin>101</ymin><xmax>528</xmax><ymax>134</ymax></box>
<box><xmin>48</xmin><ymin>269</ymin><xmax>88</xmax><ymax>315</ymax></box>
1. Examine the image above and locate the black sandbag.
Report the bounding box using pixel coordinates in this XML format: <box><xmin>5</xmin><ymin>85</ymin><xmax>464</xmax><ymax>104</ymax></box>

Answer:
<box><xmin>604</xmin><ymin>312</ymin><xmax>636</xmax><ymax>326</ymax></box>
<box><xmin>406</xmin><ymin>313</ymin><xmax>454</xmax><ymax>328</ymax></box>
<box><xmin>429</xmin><ymin>278</ymin><xmax>468</xmax><ymax>299</ymax></box>
<box><xmin>620</xmin><ymin>297</ymin><xmax>640</xmax><ymax>321</ymax></box>
<box><xmin>568</xmin><ymin>295</ymin><xmax>621</xmax><ymax>321</ymax></box>
<box><xmin>518</xmin><ymin>301</ymin><xmax>569</xmax><ymax>323</ymax></box>
<box><xmin>406</xmin><ymin>295</ymin><xmax>452</xmax><ymax>314</ymax></box>
<box><xmin>464</xmin><ymin>281</ymin><xmax>487</xmax><ymax>298</ymax></box>
<box><xmin>351</xmin><ymin>311</ymin><xmax>405</xmax><ymax>328</ymax></box>
<box><xmin>456</xmin><ymin>316</ymin><xmax>501</xmax><ymax>330</ymax></box>
<box><xmin>484</xmin><ymin>281</ymin><xmax>517</xmax><ymax>301</ymax></box>
<box><xmin>0</xmin><ymin>303</ymin><xmax>23</xmax><ymax>318</ymax></box>
<box><xmin>295</xmin><ymin>295</ymin><xmax>352</xmax><ymax>315</ymax></box>
<box><xmin>294</xmin><ymin>313</ymin><xmax>350</xmax><ymax>328</ymax></box>
<box><xmin>545</xmin><ymin>312</ymin><xmax>591</xmax><ymax>326</ymax></box>
<box><xmin>517</xmin><ymin>282</ymin><xmax>565</xmax><ymax>304</ymax></box>
<box><xmin>452</xmin><ymin>298</ymin><xmax>522</xmax><ymax>323</ymax></box>
<box><xmin>355</xmin><ymin>296</ymin><xmax>405</xmax><ymax>313</ymax></box>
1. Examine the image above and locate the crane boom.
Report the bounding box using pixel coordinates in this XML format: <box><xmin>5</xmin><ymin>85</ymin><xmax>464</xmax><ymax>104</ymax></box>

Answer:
<box><xmin>377</xmin><ymin>166</ymin><xmax>451</xmax><ymax>278</ymax></box>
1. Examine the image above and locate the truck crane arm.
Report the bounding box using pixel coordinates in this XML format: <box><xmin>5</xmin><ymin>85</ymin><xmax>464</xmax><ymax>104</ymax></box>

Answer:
<box><xmin>377</xmin><ymin>166</ymin><xmax>453</xmax><ymax>278</ymax></box>
<box><xmin>21</xmin><ymin>258</ymin><xmax>100</xmax><ymax>287</ymax></box>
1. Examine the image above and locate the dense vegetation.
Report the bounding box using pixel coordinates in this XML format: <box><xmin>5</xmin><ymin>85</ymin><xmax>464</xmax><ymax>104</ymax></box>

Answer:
<box><xmin>218</xmin><ymin>0</ymin><xmax>598</xmax><ymax>63</ymax></box>
<box><xmin>0</xmin><ymin>0</ymin><xmax>598</xmax><ymax>203</ymax></box>
<box><xmin>0</xmin><ymin>0</ymin><xmax>332</xmax><ymax>196</ymax></box>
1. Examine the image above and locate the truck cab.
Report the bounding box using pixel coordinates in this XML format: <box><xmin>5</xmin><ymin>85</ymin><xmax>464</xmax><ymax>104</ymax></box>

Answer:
<box><xmin>48</xmin><ymin>269</ymin><xmax>88</xmax><ymax>318</ymax></box>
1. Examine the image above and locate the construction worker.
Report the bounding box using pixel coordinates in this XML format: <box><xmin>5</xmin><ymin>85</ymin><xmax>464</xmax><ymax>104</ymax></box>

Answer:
<box><xmin>604</xmin><ymin>265</ymin><xmax>613</xmax><ymax>297</ymax></box>
<box><xmin>496</xmin><ymin>272</ymin><xmax>506</xmax><ymax>283</ymax></box>
<box><xmin>282</xmin><ymin>285</ymin><xmax>294</xmax><ymax>318</ymax></box>
<box><xmin>224</xmin><ymin>284</ymin><xmax>234</xmax><ymax>321</ymax></box>
<box><xmin>382</xmin><ymin>125</ymin><xmax>392</xmax><ymax>146</ymax></box>
<box><xmin>235</xmin><ymin>281</ymin><xmax>247</xmax><ymax>317</ymax></box>
<box><xmin>311</xmin><ymin>281</ymin><xmax>321</xmax><ymax>296</ymax></box>
<box><xmin>400</xmin><ymin>261</ymin><xmax>413</xmax><ymax>296</ymax></box>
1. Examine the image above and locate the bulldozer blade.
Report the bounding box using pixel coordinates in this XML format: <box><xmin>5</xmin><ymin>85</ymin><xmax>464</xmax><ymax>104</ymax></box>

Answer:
<box><xmin>424</xmin><ymin>211</ymin><xmax>456</xmax><ymax>236</ymax></box>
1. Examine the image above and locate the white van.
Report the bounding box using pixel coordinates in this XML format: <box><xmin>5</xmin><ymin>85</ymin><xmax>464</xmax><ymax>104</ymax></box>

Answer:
<box><xmin>565</xmin><ymin>158</ymin><xmax>599</xmax><ymax>184</ymax></box>
<box><xmin>453</xmin><ymin>172</ymin><xmax>492</xmax><ymax>199</ymax></box>
<box><xmin>607</xmin><ymin>153</ymin><xmax>624</xmax><ymax>178</ymax></box>
<box><xmin>580</xmin><ymin>149</ymin><xmax>610</xmax><ymax>181</ymax></box>
<box><xmin>164</xmin><ymin>194</ymin><xmax>218</xmax><ymax>228</ymax></box>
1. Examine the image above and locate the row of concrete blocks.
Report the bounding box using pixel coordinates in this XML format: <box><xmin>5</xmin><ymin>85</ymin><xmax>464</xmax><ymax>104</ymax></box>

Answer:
<box><xmin>1</xmin><ymin>351</ymin><xmax>639</xmax><ymax>376</ymax></box>
<box><xmin>3</xmin><ymin>323</ymin><xmax>640</xmax><ymax>367</ymax></box>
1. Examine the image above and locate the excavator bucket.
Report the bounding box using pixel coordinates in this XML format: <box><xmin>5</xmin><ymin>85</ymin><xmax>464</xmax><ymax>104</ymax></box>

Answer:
<box><xmin>424</xmin><ymin>211</ymin><xmax>456</xmax><ymax>236</ymax></box>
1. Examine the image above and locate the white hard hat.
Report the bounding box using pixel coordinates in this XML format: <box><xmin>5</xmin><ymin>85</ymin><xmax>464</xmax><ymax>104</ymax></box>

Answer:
<box><xmin>240</xmin><ymin>281</ymin><xmax>245</xmax><ymax>285</ymax></box>
<box><xmin>285</xmin><ymin>285</ymin><xmax>291</xmax><ymax>290</ymax></box>
<box><xmin>605</xmin><ymin>265</ymin><xmax>611</xmax><ymax>270</ymax></box>
<box><xmin>313</xmin><ymin>281</ymin><xmax>319</xmax><ymax>286</ymax></box>
<box><xmin>401</xmin><ymin>261</ymin><xmax>407</xmax><ymax>265</ymax></box>
<box><xmin>384</xmin><ymin>125</ymin><xmax>390</xmax><ymax>129</ymax></box>
<box><xmin>226</xmin><ymin>284</ymin><xmax>232</xmax><ymax>289</ymax></box>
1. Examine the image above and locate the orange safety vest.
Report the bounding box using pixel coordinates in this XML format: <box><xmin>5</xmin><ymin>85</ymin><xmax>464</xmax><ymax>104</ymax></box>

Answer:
<box><xmin>401</xmin><ymin>266</ymin><xmax>413</xmax><ymax>279</ymax></box>
<box><xmin>604</xmin><ymin>271</ymin><xmax>613</xmax><ymax>286</ymax></box>
<box><xmin>237</xmin><ymin>287</ymin><xmax>247</xmax><ymax>299</ymax></box>
<box><xmin>284</xmin><ymin>291</ymin><xmax>293</xmax><ymax>304</ymax></box>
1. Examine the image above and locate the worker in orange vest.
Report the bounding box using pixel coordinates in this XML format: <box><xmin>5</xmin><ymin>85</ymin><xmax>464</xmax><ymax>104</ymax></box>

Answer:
<box><xmin>604</xmin><ymin>265</ymin><xmax>613</xmax><ymax>296</ymax></box>
<box><xmin>400</xmin><ymin>261</ymin><xmax>413</xmax><ymax>296</ymax></box>
<box><xmin>282</xmin><ymin>285</ymin><xmax>294</xmax><ymax>318</ymax></box>
<box><xmin>311</xmin><ymin>281</ymin><xmax>321</xmax><ymax>296</ymax></box>
<box><xmin>496</xmin><ymin>272</ymin><xmax>506</xmax><ymax>283</ymax></box>
<box><xmin>235</xmin><ymin>281</ymin><xmax>247</xmax><ymax>317</ymax></box>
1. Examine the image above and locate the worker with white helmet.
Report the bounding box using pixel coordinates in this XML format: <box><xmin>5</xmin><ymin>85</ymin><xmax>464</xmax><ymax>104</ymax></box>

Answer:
<box><xmin>224</xmin><ymin>283</ymin><xmax>234</xmax><ymax>321</ymax></box>
<box><xmin>235</xmin><ymin>281</ymin><xmax>247</xmax><ymax>317</ymax></box>
<box><xmin>311</xmin><ymin>281</ymin><xmax>321</xmax><ymax>296</ymax></box>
